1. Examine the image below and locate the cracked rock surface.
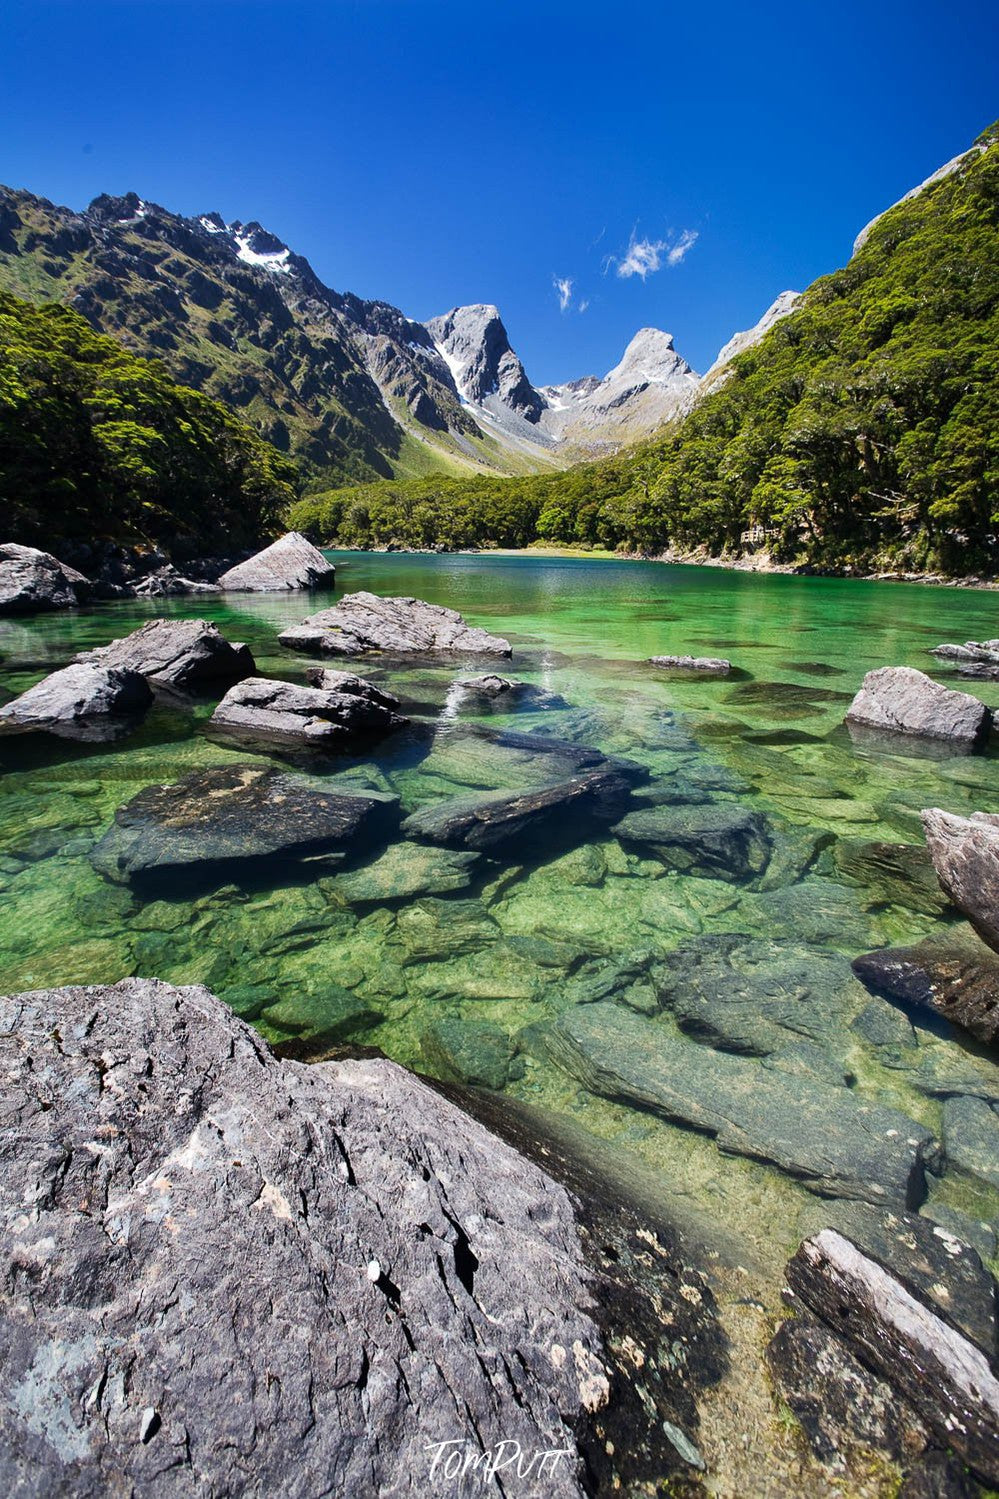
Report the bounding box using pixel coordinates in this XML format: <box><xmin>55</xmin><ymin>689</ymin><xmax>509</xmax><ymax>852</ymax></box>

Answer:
<box><xmin>0</xmin><ymin>978</ymin><xmax>719</xmax><ymax>1496</ymax></box>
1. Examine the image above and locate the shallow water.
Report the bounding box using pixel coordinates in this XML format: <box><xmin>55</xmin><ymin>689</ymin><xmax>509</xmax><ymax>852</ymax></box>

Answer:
<box><xmin>2</xmin><ymin>551</ymin><xmax>998</xmax><ymax>1488</ymax></box>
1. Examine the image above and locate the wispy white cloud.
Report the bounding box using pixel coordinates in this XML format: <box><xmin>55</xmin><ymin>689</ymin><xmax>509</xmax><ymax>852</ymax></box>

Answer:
<box><xmin>609</xmin><ymin>226</ymin><xmax>699</xmax><ymax>280</ymax></box>
<box><xmin>553</xmin><ymin>275</ymin><xmax>574</xmax><ymax>312</ymax></box>
<box><xmin>578</xmin><ymin>298</ymin><xmax>590</xmax><ymax>314</ymax></box>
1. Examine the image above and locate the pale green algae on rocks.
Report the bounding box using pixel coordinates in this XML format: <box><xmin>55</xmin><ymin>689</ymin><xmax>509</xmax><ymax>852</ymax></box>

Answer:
<box><xmin>2</xmin><ymin>551</ymin><xmax>999</xmax><ymax>1283</ymax></box>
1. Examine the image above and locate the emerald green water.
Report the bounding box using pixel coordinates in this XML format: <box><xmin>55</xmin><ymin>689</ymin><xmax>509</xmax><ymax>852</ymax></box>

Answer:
<box><xmin>2</xmin><ymin>552</ymin><xmax>998</xmax><ymax>1489</ymax></box>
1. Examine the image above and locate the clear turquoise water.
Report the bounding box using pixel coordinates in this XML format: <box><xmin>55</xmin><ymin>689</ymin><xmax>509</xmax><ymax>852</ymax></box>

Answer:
<box><xmin>2</xmin><ymin>551</ymin><xmax>998</xmax><ymax>1281</ymax></box>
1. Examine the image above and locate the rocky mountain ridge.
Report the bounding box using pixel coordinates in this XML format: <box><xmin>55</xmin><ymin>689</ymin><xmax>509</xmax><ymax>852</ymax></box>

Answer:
<box><xmin>0</xmin><ymin>185</ymin><xmax>703</xmax><ymax>481</ymax></box>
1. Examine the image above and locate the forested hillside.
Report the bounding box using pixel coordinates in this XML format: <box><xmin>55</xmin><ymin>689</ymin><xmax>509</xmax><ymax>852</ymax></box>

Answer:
<box><xmin>293</xmin><ymin>124</ymin><xmax>999</xmax><ymax>575</ymax></box>
<box><xmin>0</xmin><ymin>288</ymin><xmax>297</xmax><ymax>553</ymax></box>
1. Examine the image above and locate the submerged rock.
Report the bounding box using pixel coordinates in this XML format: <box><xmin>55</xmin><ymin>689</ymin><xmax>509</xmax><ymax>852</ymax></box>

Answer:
<box><xmin>0</xmin><ymin>663</ymin><xmax>151</xmax><ymax>737</ymax></box>
<box><xmin>613</xmin><ymin>804</ymin><xmax>771</xmax><ymax>883</ymax></box>
<box><xmin>922</xmin><ymin>808</ymin><xmax>999</xmax><ymax>954</ymax></box>
<box><xmin>785</xmin><ymin>1229</ymin><xmax>999</xmax><ymax>1485</ymax></box>
<box><xmin>402</xmin><ymin>771</ymin><xmax>632</xmax><ymax>858</ymax></box>
<box><xmin>325</xmin><ymin>844</ymin><xmax>480</xmax><ymax>903</ymax></box>
<box><xmin>0</xmin><ymin>976</ymin><xmax>714</xmax><ymax>1496</ymax></box>
<box><xmin>421</xmin><ymin>1016</ymin><xmax>520</xmax><ymax>1090</ymax></box>
<box><xmin>853</xmin><ymin>928</ymin><xmax>999</xmax><ymax>1049</ymax></box>
<box><xmin>217</xmin><ymin>531</ymin><xmax>335</xmax><ymax>592</ymax></box>
<box><xmin>450</xmin><ymin>674</ymin><xmax>568</xmax><ymax>710</ymax></box>
<box><xmin>77</xmin><ymin>618</ymin><xmax>254</xmax><ymax>689</ymax></box>
<box><xmin>91</xmin><ymin>764</ymin><xmax>398</xmax><ymax>889</ymax></box>
<box><xmin>833</xmin><ymin>838</ymin><xmax>951</xmax><ymax>916</ymax></box>
<box><xmin>548</xmin><ymin>1002</ymin><xmax>935</xmax><ymax>1205</ymax></box>
<box><xmin>943</xmin><ymin>1095</ymin><xmax>999</xmax><ymax>1193</ymax></box>
<box><xmin>278</xmin><ymin>591</ymin><xmax>512</xmax><ymax>657</ymax></box>
<box><xmin>845</xmin><ymin>667</ymin><xmax>991</xmax><ymax>748</ymax></box>
<box><xmin>0</xmin><ymin>543</ymin><xmax>90</xmax><ymax>614</ymax></box>
<box><xmin>648</xmin><ymin>654</ymin><xmax>732</xmax><ymax>674</ymax></box>
<box><xmin>209</xmin><ymin>675</ymin><xmax>406</xmax><ymax>749</ymax></box>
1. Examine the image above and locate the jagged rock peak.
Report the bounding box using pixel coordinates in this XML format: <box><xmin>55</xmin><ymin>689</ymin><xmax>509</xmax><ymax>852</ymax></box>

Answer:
<box><xmin>707</xmin><ymin>291</ymin><xmax>801</xmax><ymax>377</ymax></box>
<box><xmin>426</xmin><ymin>303</ymin><xmax>544</xmax><ymax>422</ymax></box>
<box><xmin>604</xmin><ymin>327</ymin><xmax>695</xmax><ymax>387</ymax></box>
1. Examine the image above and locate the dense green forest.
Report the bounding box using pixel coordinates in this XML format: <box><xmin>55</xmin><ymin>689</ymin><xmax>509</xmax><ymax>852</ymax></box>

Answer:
<box><xmin>0</xmin><ymin>288</ymin><xmax>297</xmax><ymax>554</ymax></box>
<box><xmin>294</xmin><ymin>124</ymin><xmax>999</xmax><ymax>574</ymax></box>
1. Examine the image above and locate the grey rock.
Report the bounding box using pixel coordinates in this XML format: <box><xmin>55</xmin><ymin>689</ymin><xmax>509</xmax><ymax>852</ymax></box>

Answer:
<box><xmin>0</xmin><ymin>663</ymin><xmax>151</xmax><ymax>735</ymax></box>
<box><xmin>77</xmin><ymin>618</ymin><xmax>254</xmax><ymax>689</ymax></box>
<box><xmin>325</xmin><ymin>844</ymin><xmax>480</xmax><ymax>903</ymax></box>
<box><xmin>766</xmin><ymin>1317</ymin><xmax>928</xmax><ymax>1468</ymax></box>
<box><xmin>209</xmin><ymin>675</ymin><xmax>406</xmax><ymax>749</ymax></box>
<box><xmin>833</xmin><ymin>838</ymin><xmax>950</xmax><ymax>916</ymax></box>
<box><xmin>426</xmin><ymin>304</ymin><xmax>545</xmax><ymax>421</ymax></box>
<box><xmin>279</xmin><ymin>591</ymin><xmax>511</xmax><ymax>657</ymax></box>
<box><xmin>133</xmin><ymin>565</ymin><xmax>222</xmax><ymax>598</ymax></box>
<box><xmin>537</xmin><ymin>328</ymin><xmax>701</xmax><ymax>451</ymax></box>
<box><xmin>548</xmin><ymin>1002</ymin><xmax>936</xmax><ymax>1204</ymax></box>
<box><xmin>0</xmin><ymin>543</ymin><xmax>90</xmax><ymax>614</ymax></box>
<box><xmin>304</xmin><ymin>666</ymin><xmax>401</xmax><ymax>708</ymax></box>
<box><xmin>845</xmin><ymin>667</ymin><xmax>991</xmax><ymax>747</ymax></box>
<box><xmin>421</xmin><ymin>1017</ymin><xmax>519</xmax><ymax>1090</ymax></box>
<box><xmin>899</xmin><ymin>1450</ymin><xmax>976</xmax><ymax>1499</ymax></box>
<box><xmin>943</xmin><ymin>1095</ymin><xmax>999</xmax><ymax>1192</ymax></box>
<box><xmin>851</xmin><ymin>998</ymin><xmax>918</xmax><ymax>1051</ymax></box>
<box><xmin>648</xmin><ymin>654</ymin><xmax>732</xmax><ymax>674</ymax></box>
<box><xmin>853</xmin><ymin>927</ymin><xmax>999</xmax><ymax>1049</ymax></box>
<box><xmin>786</xmin><ymin>1229</ymin><xmax>999</xmax><ymax>1484</ymax></box>
<box><xmin>217</xmin><ymin>531</ymin><xmax>335</xmax><ymax>592</ymax></box>
<box><xmin>920</xmin><ymin>1204</ymin><xmax>998</xmax><ymax>1265</ymax></box>
<box><xmin>922</xmin><ymin>808</ymin><xmax>999</xmax><ymax>956</ymax></box>
<box><xmin>931</xmin><ymin>640</ymin><xmax>999</xmax><ymax>667</ymax></box>
<box><xmin>452</xmin><ymin>674</ymin><xmax>568</xmax><ymax>711</ymax></box>
<box><xmin>91</xmin><ymin>764</ymin><xmax>398</xmax><ymax>889</ymax></box>
<box><xmin>613</xmin><ymin>804</ymin><xmax>771</xmax><ymax>883</ymax></box>
<box><xmin>0</xmin><ymin>977</ymin><xmax>636</xmax><ymax>1496</ymax></box>
<box><xmin>403</xmin><ymin>771</ymin><xmax>632</xmax><ymax>857</ymax></box>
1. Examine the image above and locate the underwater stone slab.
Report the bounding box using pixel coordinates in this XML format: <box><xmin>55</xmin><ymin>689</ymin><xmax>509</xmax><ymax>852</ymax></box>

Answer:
<box><xmin>391</xmin><ymin>898</ymin><xmax>499</xmax><ymax>966</ymax></box>
<box><xmin>613</xmin><ymin>804</ymin><xmax>771</xmax><ymax>883</ymax></box>
<box><xmin>845</xmin><ymin>667</ymin><xmax>991</xmax><ymax>748</ymax></box>
<box><xmin>547</xmin><ymin>1002</ymin><xmax>935</xmax><ymax>1205</ymax></box>
<box><xmin>0</xmin><ymin>543</ymin><xmax>90</xmax><ymax>614</ymax></box>
<box><xmin>403</xmin><ymin>771</ymin><xmax>633</xmax><ymax>858</ymax></box>
<box><xmin>451</xmin><ymin>675</ymin><xmax>569</xmax><ymax>710</ymax></box>
<box><xmin>853</xmin><ymin>928</ymin><xmax>999</xmax><ymax>1049</ymax></box>
<box><xmin>217</xmin><ymin>531</ymin><xmax>335</xmax><ymax>592</ymax></box>
<box><xmin>833</xmin><ymin>838</ymin><xmax>951</xmax><ymax>916</ymax></box>
<box><xmin>77</xmin><ymin>618</ymin><xmax>255</xmax><ymax>689</ymax></box>
<box><xmin>766</xmin><ymin>1317</ymin><xmax>928</xmax><ymax>1470</ymax></box>
<box><xmin>421</xmin><ymin>1016</ymin><xmax>519</xmax><ymax>1090</ymax></box>
<box><xmin>648</xmin><ymin>654</ymin><xmax>732</xmax><ymax>674</ymax></box>
<box><xmin>278</xmin><ymin>591</ymin><xmax>512</xmax><ymax>657</ymax></box>
<box><xmin>262</xmin><ymin>985</ymin><xmax>383</xmax><ymax>1055</ymax></box>
<box><xmin>943</xmin><ymin>1096</ymin><xmax>999</xmax><ymax>1193</ymax></box>
<box><xmin>0</xmin><ymin>663</ymin><xmax>151</xmax><ymax>733</ymax></box>
<box><xmin>209</xmin><ymin>675</ymin><xmax>406</xmax><ymax>749</ymax></box>
<box><xmin>786</xmin><ymin>1229</ymin><xmax>999</xmax><ymax>1485</ymax></box>
<box><xmin>325</xmin><ymin>844</ymin><xmax>481</xmax><ymax>903</ymax></box>
<box><xmin>922</xmin><ymin>809</ymin><xmax>999</xmax><ymax>955</ymax></box>
<box><xmin>0</xmin><ymin>977</ymin><xmax>645</xmax><ymax>1496</ymax></box>
<box><xmin>91</xmin><ymin>765</ymin><xmax>398</xmax><ymax>887</ymax></box>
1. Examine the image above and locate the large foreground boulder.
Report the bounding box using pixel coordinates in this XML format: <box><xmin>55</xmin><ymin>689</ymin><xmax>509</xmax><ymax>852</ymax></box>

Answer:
<box><xmin>785</xmin><ymin>1229</ymin><xmax>999</xmax><ymax>1484</ymax></box>
<box><xmin>77</xmin><ymin>619</ymin><xmax>254</xmax><ymax>689</ymax></box>
<box><xmin>547</xmin><ymin>1002</ymin><xmax>936</xmax><ymax>1205</ymax></box>
<box><xmin>217</xmin><ymin>531</ymin><xmax>335</xmax><ymax>592</ymax></box>
<box><xmin>91</xmin><ymin>764</ymin><xmax>398</xmax><ymax>888</ymax></box>
<box><xmin>0</xmin><ymin>543</ymin><xmax>90</xmax><ymax>614</ymax></box>
<box><xmin>922</xmin><ymin>808</ymin><xmax>999</xmax><ymax>954</ymax></box>
<box><xmin>279</xmin><ymin>591</ymin><xmax>512</xmax><ymax>657</ymax></box>
<box><xmin>845</xmin><ymin>668</ymin><xmax>991</xmax><ymax>748</ymax></box>
<box><xmin>0</xmin><ymin>663</ymin><xmax>151</xmax><ymax>737</ymax></box>
<box><xmin>0</xmin><ymin>978</ymin><xmax>721</xmax><ymax>1495</ymax></box>
<box><xmin>402</xmin><ymin>771</ymin><xmax>632</xmax><ymax>857</ymax></box>
<box><xmin>853</xmin><ymin>928</ymin><xmax>999</xmax><ymax>1049</ymax></box>
<box><xmin>209</xmin><ymin>675</ymin><xmax>406</xmax><ymax>749</ymax></box>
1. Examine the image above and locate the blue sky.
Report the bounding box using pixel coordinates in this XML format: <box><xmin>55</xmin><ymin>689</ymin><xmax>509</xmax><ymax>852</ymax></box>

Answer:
<box><xmin>2</xmin><ymin>0</ymin><xmax>997</xmax><ymax>384</ymax></box>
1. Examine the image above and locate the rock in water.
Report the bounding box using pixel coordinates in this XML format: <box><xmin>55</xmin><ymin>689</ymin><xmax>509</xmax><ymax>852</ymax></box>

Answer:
<box><xmin>547</xmin><ymin>1002</ymin><xmax>935</xmax><ymax>1204</ymax></box>
<box><xmin>0</xmin><ymin>543</ymin><xmax>91</xmax><ymax>614</ymax></box>
<box><xmin>845</xmin><ymin>667</ymin><xmax>991</xmax><ymax>748</ymax></box>
<box><xmin>304</xmin><ymin>667</ymin><xmax>401</xmax><ymax>708</ymax></box>
<box><xmin>853</xmin><ymin>927</ymin><xmax>999</xmax><ymax>1049</ymax></box>
<box><xmin>278</xmin><ymin>591</ymin><xmax>512</xmax><ymax>657</ymax></box>
<box><xmin>402</xmin><ymin>771</ymin><xmax>632</xmax><ymax>857</ymax></box>
<box><xmin>648</xmin><ymin>655</ymin><xmax>732</xmax><ymax>675</ymax></box>
<box><xmin>922</xmin><ymin>808</ymin><xmax>999</xmax><ymax>954</ymax></box>
<box><xmin>217</xmin><ymin>531</ymin><xmax>335</xmax><ymax>592</ymax></box>
<box><xmin>0</xmin><ymin>663</ymin><xmax>151</xmax><ymax>735</ymax></box>
<box><xmin>91</xmin><ymin>764</ymin><xmax>398</xmax><ymax>888</ymax></box>
<box><xmin>77</xmin><ymin>618</ymin><xmax>255</xmax><ymax>689</ymax></box>
<box><xmin>133</xmin><ymin>565</ymin><xmax>222</xmax><ymax>597</ymax></box>
<box><xmin>451</xmin><ymin>675</ymin><xmax>568</xmax><ymax>710</ymax></box>
<box><xmin>785</xmin><ymin>1229</ymin><xmax>999</xmax><ymax>1485</ymax></box>
<box><xmin>0</xmin><ymin>977</ymin><xmax>638</xmax><ymax>1495</ymax></box>
<box><xmin>209</xmin><ymin>676</ymin><xmax>406</xmax><ymax>749</ymax></box>
<box><xmin>613</xmin><ymin>804</ymin><xmax>771</xmax><ymax>882</ymax></box>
